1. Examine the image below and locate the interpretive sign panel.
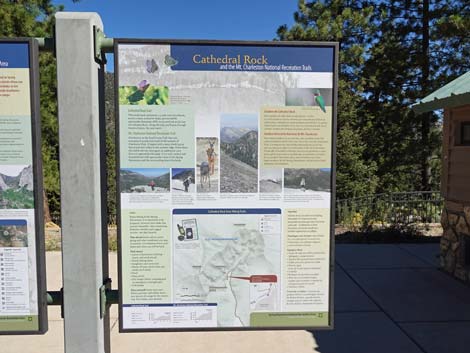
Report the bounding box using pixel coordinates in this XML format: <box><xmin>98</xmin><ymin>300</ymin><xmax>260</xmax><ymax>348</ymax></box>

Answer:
<box><xmin>0</xmin><ymin>39</ymin><xmax>47</xmax><ymax>334</ymax></box>
<box><xmin>115</xmin><ymin>40</ymin><xmax>337</xmax><ymax>332</ymax></box>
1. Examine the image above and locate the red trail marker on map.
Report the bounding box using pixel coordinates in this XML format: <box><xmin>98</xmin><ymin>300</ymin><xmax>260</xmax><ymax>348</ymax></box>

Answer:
<box><xmin>231</xmin><ymin>275</ymin><xmax>277</xmax><ymax>283</ymax></box>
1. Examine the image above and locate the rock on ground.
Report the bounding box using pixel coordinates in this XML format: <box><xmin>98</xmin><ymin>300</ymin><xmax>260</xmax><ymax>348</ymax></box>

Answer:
<box><xmin>220</xmin><ymin>152</ymin><xmax>257</xmax><ymax>193</ymax></box>
<box><xmin>260</xmin><ymin>180</ymin><xmax>281</xmax><ymax>193</ymax></box>
<box><xmin>172</xmin><ymin>179</ymin><xmax>196</xmax><ymax>193</ymax></box>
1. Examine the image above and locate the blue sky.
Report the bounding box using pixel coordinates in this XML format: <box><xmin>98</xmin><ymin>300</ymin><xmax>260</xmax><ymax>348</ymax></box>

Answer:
<box><xmin>121</xmin><ymin>168</ymin><xmax>169</xmax><ymax>178</ymax></box>
<box><xmin>221</xmin><ymin>114</ymin><xmax>258</xmax><ymax>130</ymax></box>
<box><xmin>172</xmin><ymin>168</ymin><xmax>194</xmax><ymax>178</ymax></box>
<box><xmin>55</xmin><ymin>0</ymin><xmax>298</xmax><ymax>70</ymax></box>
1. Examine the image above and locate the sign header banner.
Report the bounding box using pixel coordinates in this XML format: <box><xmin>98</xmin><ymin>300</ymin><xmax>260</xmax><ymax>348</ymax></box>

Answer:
<box><xmin>0</xmin><ymin>43</ymin><xmax>29</xmax><ymax>68</ymax></box>
<box><xmin>169</xmin><ymin>44</ymin><xmax>334</xmax><ymax>72</ymax></box>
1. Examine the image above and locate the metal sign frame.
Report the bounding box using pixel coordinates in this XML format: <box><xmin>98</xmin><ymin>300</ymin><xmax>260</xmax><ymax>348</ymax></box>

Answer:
<box><xmin>0</xmin><ymin>38</ymin><xmax>47</xmax><ymax>335</ymax></box>
<box><xmin>114</xmin><ymin>39</ymin><xmax>337</xmax><ymax>333</ymax></box>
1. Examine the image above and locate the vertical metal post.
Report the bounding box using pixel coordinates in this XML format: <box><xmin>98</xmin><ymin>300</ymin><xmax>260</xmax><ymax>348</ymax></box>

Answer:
<box><xmin>55</xmin><ymin>12</ymin><xmax>109</xmax><ymax>353</ymax></box>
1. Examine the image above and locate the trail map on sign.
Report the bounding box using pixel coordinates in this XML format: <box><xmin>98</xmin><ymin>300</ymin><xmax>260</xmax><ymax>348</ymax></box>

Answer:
<box><xmin>173</xmin><ymin>210</ymin><xmax>281</xmax><ymax>326</ymax></box>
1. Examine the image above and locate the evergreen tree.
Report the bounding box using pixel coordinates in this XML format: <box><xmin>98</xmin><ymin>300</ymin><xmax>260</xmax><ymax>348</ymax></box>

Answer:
<box><xmin>1</xmin><ymin>0</ymin><xmax>63</xmax><ymax>221</ymax></box>
<box><xmin>278</xmin><ymin>0</ymin><xmax>470</xmax><ymax>196</ymax></box>
<box><xmin>278</xmin><ymin>0</ymin><xmax>378</xmax><ymax>199</ymax></box>
<box><xmin>360</xmin><ymin>0</ymin><xmax>469</xmax><ymax>192</ymax></box>
<box><xmin>104</xmin><ymin>72</ymin><xmax>116</xmax><ymax>224</ymax></box>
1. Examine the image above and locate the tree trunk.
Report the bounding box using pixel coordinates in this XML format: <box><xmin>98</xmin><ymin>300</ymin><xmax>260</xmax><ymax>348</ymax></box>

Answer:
<box><xmin>420</xmin><ymin>0</ymin><xmax>431</xmax><ymax>191</ymax></box>
<box><xmin>43</xmin><ymin>189</ymin><xmax>51</xmax><ymax>223</ymax></box>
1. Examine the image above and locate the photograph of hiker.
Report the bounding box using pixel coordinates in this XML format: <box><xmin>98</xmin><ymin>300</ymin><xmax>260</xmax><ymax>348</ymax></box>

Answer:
<box><xmin>196</xmin><ymin>137</ymin><xmax>219</xmax><ymax>193</ymax></box>
<box><xmin>220</xmin><ymin>114</ymin><xmax>258</xmax><ymax>193</ymax></box>
<box><xmin>172</xmin><ymin>168</ymin><xmax>195</xmax><ymax>193</ymax></box>
<box><xmin>259</xmin><ymin>169</ymin><xmax>282</xmax><ymax>193</ymax></box>
<box><xmin>119</xmin><ymin>168</ymin><xmax>170</xmax><ymax>193</ymax></box>
<box><xmin>285</xmin><ymin>88</ymin><xmax>332</xmax><ymax>111</ymax></box>
<box><xmin>284</xmin><ymin>168</ymin><xmax>331</xmax><ymax>193</ymax></box>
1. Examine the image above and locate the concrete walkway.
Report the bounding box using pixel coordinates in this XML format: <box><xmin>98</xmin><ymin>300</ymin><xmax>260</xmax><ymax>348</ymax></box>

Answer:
<box><xmin>1</xmin><ymin>244</ymin><xmax>470</xmax><ymax>353</ymax></box>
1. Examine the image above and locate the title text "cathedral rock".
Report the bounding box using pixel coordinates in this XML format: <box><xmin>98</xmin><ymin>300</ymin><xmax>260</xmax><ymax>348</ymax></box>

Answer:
<box><xmin>192</xmin><ymin>54</ymin><xmax>268</xmax><ymax>65</ymax></box>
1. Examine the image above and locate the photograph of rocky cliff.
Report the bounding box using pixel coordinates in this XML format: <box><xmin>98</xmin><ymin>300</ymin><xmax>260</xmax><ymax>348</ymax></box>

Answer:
<box><xmin>284</xmin><ymin>168</ymin><xmax>331</xmax><ymax>193</ymax></box>
<box><xmin>220</xmin><ymin>114</ymin><xmax>258</xmax><ymax>193</ymax></box>
<box><xmin>120</xmin><ymin>168</ymin><xmax>170</xmax><ymax>193</ymax></box>
<box><xmin>0</xmin><ymin>165</ymin><xmax>34</xmax><ymax>209</ymax></box>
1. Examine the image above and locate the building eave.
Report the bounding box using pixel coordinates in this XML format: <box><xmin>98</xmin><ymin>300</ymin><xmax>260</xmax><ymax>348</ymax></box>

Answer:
<box><xmin>412</xmin><ymin>92</ymin><xmax>470</xmax><ymax>114</ymax></box>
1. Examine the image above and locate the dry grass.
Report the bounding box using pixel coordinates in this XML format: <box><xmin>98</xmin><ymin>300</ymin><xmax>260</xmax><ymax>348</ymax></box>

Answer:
<box><xmin>45</xmin><ymin>224</ymin><xmax>118</xmax><ymax>251</ymax></box>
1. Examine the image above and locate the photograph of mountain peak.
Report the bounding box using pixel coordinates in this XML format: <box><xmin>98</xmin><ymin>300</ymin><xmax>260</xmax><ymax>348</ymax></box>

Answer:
<box><xmin>0</xmin><ymin>165</ymin><xmax>34</xmax><ymax>209</ymax></box>
<box><xmin>220</xmin><ymin>114</ymin><xmax>258</xmax><ymax>193</ymax></box>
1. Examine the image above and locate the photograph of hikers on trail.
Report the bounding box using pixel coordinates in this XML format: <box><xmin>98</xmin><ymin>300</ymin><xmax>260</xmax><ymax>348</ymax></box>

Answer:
<box><xmin>119</xmin><ymin>168</ymin><xmax>170</xmax><ymax>193</ymax></box>
<box><xmin>172</xmin><ymin>168</ymin><xmax>195</xmax><ymax>193</ymax></box>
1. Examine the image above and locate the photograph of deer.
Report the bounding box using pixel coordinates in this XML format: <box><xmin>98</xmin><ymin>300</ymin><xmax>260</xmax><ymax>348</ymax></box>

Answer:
<box><xmin>196</xmin><ymin>137</ymin><xmax>219</xmax><ymax>193</ymax></box>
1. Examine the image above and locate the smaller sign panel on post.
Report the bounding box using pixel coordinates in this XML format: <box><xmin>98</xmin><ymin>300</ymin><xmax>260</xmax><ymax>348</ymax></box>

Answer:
<box><xmin>0</xmin><ymin>39</ymin><xmax>47</xmax><ymax>334</ymax></box>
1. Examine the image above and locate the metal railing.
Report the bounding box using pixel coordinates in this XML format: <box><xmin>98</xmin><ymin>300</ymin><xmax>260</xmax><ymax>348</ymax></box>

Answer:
<box><xmin>49</xmin><ymin>191</ymin><xmax>443</xmax><ymax>228</ymax></box>
<box><xmin>50</xmin><ymin>213</ymin><xmax>117</xmax><ymax>227</ymax></box>
<box><xmin>336</xmin><ymin>191</ymin><xmax>444</xmax><ymax>226</ymax></box>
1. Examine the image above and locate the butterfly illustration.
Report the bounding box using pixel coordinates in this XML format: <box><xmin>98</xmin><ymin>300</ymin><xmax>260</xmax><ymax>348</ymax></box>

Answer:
<box><xmin>164</xmin><ymin>54</ymin><xmax>178</xmax><ymax>67</ymax></box>
<box><xmin>146</xmin><ymin>58</ymin><xmax>158</xmax><ymax>73</ymax></box>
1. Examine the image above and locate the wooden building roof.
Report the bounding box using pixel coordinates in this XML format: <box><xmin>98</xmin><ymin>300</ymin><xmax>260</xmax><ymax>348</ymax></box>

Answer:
<box><xmin>413</xmin><ymin>71</ymin><xmax>470</xmax><ymax>114</ymax></box>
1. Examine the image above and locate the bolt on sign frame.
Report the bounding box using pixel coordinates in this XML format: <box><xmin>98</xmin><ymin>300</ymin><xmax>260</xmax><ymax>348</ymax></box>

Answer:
<box><xmin>0</xmin><ymin>38</ymin><xmax>47</xmax><ymax>335</ymax></box>
<box><xmin>115</xmin><ymin>39</ymin><xmax>337</xmax><ymax>332</ymax></box>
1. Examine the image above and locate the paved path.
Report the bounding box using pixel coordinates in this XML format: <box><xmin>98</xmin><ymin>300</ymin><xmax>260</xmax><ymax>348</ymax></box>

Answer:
<box><xmin>1</xmin><ymin>244</ymin><xmax>470</xmax><ymax>353</ymax></box>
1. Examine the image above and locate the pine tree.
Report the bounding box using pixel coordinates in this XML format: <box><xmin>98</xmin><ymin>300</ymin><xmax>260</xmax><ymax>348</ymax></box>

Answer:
<box><xmin>1</xmin><ymin>0</ymin><xmax>63</xmax><ymax>222</ymax></box>
<box><xmin>278</xmin><ymin>0</ymin><xmax>470</xmax><ymax>196</ymax></box>
<box><xmin>278</xmin><ymin>0</ymin><xmax>378</xmax><ymax>198</ymax></box>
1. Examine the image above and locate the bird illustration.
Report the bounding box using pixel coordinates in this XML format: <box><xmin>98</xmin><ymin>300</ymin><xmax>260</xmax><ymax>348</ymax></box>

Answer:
<box><xmin>313</xmin><ymin>89</ymin><xmax>326</xmax><ymax>112</ymax></box>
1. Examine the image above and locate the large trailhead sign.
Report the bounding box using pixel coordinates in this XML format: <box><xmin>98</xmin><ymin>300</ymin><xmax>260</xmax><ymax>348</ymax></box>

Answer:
<box><xmin>0</xmin><ymin>39</ymin><xmax>47</xmax><ymax>334</ymax></box>
<box><xmin>116</xmin><ymin>40</ymin><xmax>337</xmax><ymax>332</ymax></box>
